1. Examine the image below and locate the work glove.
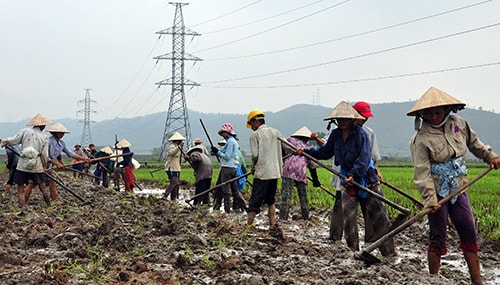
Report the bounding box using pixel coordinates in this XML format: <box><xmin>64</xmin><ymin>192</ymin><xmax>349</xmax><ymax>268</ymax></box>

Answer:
<box><xmin>210</xmin><ymin>146</ymin><xmax>219</xmax><ymax>156</ymax></box>
<box><xmin>309</xmin><ymin>168</ymin><xmax>321</xmax><ymax>187</ymax></box>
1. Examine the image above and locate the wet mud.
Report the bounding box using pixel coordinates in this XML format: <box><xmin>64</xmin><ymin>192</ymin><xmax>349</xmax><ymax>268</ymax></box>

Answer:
<box><xmin>0</xmin><ymin>172</ymin><xmax>499</xmax><ymax>284</ymax></box>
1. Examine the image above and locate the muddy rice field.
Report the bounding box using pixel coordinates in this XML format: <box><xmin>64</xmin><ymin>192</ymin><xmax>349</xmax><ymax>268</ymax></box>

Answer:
<box><xmin>0</xmin><ymin>171</ymin><xmax>499</xmax><ymax>284</ymax></box>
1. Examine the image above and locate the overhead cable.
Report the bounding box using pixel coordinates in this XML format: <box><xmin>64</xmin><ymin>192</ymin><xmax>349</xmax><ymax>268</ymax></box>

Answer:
<box><xmin>193</xmin><ymin>0</ymin><xmax>350</xmax><ymax>54</ymax></box>
<box><xmin>188</xmin><ymin>0</ymin><xmax>263</xmax><ymax>28</ymax></box>
<box><xmin>202</xmin><ymin>21</ymin><xmax>500</xmax><ymax>84</ymax></box>
<box><xmin>202</xmin><ymin>61</ymin><xmax>500</xmax><ymax>89</ymax></box>
<box><xmin>202</xmin><ymin>0</ymin><xmax>326</xmax><ymax>34</ymax></box>
<box><xmin>205</xmin><ymin>0</ymin><xmax>492</xmax><ymax>61</ymax></box>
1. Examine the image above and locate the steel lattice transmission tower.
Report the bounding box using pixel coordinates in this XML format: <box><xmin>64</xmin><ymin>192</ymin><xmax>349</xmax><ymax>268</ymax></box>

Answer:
<box><xmin>77</xmin><ymin>88</ymin><xmax>96</xmax><ymax>146</ymax></box>
<box><xmin>155</xmin><ymin>2</ymin><xmax>202</xmax><ymax>161</ymax></box>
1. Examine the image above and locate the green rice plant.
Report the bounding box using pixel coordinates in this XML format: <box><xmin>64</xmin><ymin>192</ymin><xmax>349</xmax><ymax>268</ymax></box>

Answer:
<box><xmin>64</xmin><ymin>241</ymin><xmax>108</xmax><ymax>282</ymax></box>
<box><xmin>200</xmin><ymin>250</ymin><xmax>216</xmax><ymax>269</ymax></box>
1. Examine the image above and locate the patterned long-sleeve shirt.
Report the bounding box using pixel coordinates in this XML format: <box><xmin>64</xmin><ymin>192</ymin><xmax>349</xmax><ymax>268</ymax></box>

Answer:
<box><xmin>410</xmin><ymin>114</ymin><xmax>498</xmax><ymax>208</ymax></box>
<box><xmin>282</xmin><ymin>136</ymin><xmax>315</xmax><ymax>183</ymax></box>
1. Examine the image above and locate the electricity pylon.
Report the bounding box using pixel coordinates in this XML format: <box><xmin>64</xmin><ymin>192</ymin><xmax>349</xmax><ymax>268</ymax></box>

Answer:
<box><xmin>154</xmin><ymin>2</ymin><xmax>202</xmax><ymax>161</ymax></box>
<box><xmin>77</xmin><ymin>88</ymin><xmax>96</xmax><ymax>146</ymax></box>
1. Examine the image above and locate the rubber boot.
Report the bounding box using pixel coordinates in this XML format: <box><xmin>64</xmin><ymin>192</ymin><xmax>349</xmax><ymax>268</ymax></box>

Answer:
<box><xmin>463</xmin><ymin>250</ymin><xmax>484</xmax><ymax>285</ymax></box>
<box><xmin>427</xmin><ymin>250</ymin><xmax>441</xmax><ymax>275</ymax></box>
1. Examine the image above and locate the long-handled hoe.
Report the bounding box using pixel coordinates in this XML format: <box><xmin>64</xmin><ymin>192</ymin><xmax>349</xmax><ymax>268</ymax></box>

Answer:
<box><xmin>278</xmin><ymin>137</ymin><xmax>411</xmax><ymax>226</ymax></box>
<box><xmin>358</xmin><ymin>167</ymin><xmax>492</xmax><ymax>265</ymax></box>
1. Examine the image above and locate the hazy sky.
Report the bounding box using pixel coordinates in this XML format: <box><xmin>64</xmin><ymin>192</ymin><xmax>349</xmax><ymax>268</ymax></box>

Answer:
<box><xmin>2</xmin><ymin>0</ymin><xmax>500</xmax><ymax>125</ymax></box>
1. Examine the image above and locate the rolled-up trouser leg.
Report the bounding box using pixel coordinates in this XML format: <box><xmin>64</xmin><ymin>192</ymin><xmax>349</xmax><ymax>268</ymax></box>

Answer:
<box><xmin>362</xmin><ymin>184</ymin><xmax>396</xmax><ymax>256</ymax></box>
<box><xmin>279</xmin><ymin>178</ymin><xmax>293</xmax><ymax>220</ymax></box>
<box><xmin>296</xmin><ymin>181</ymin><xmax>309</xmax><ymax>220</ymax></box>
<box><xmin>329</xmin><ymin>190</ymin><xmax>343</xmax><ymax>241</ymax></box>
<box><xmin>164</xmin><ymin>175</ymin><xmax>179</xmax><ymax>199</ymax></box>
<box><xmin>341</xmin><ymin>187</ymin><xmax>360</xmax><ymax>251</ymax></box>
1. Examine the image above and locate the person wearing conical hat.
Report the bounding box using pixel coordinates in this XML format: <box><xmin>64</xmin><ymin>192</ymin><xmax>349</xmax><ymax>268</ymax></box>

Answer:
<box><xmin>183</xmin><ymin>145</ymin><xmax>213</xmax><ymax>205</ymax></box>
<box><xmin>246</xmin><ymin>110</ymin><xmax>283</xmax><ymax>227</ymax></box>
<box><xmin>115</xmin><ymin>138</ymin><xmax>135</xmax><ymax>193</ymax></box>
<box><xmin>296</xmin><ymin>101</ymin><xmax>396</xmax><ymax>257</ymax></box>
<box><xmin>408</xmin><ymin>87</ymin><xmax>500</xmax><ymax>284</ymax></box>
<box><xmin>28</xmin><ymin>122</ymin><xmax>90</xmax><ymax>202</ymax></box>
<box><xmin>193</xmin><ymin>137</ymin><xmax>209</xmax><ymax>155</ymax></box>
<box><xmin>211</xmin><ymin>123</ymin><xmax>247</xmax><ymax>213</ymax></box>
<box><xmin>71</xmin><ymin>144</ymin><xmax>85</xmax><ymax>179</ymax></box>
<box><xmin>163</xmin><ymin>132</ymin><xmax>186</xmax><ymax>200</ymax></box>
<box><xmin>279</xmin><ymin>126</ymin><xmax>318</xmax><ymax>221</ymax></box>
<box><xmin>93</xmin><ymin>146</ymin><xmax>114</xmax><ymax>188</ymax></box>
<box><xmin>0</xmin><ymin>113</ymin><xmax>52</xmax><ymax>208</ymax></box>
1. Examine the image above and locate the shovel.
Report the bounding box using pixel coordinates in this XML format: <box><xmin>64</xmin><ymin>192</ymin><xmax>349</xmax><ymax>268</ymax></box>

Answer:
<box><xmin>359</xmin><ymin>167</ymin><xmax>492</xmax><ymax>265</ymax></box>
<box><xmin>278</xmin><ymin>137</ymin><xmax>410</xmax><ymax>217</ymax></box>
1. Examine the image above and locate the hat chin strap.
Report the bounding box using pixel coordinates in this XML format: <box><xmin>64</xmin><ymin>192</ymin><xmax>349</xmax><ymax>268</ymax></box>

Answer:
<box><xmin>424</xmin><ymin>112</ymin><xmax>451</xmax><ymax>129</ymax></box>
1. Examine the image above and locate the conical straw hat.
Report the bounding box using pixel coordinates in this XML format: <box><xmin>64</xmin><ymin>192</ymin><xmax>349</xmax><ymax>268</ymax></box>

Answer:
<box><xmin>187</xmin><ymin>145</ymin><xmax>203</xmax><ymax>155</ymax></box>
<box><xmin>117</xmin><ymin>139</ymin><xmax>131</xmax><ymax>148</ymax></box>
<box><xmin>168</xmin><ymin>132</ymin><xmax>185</xmax><ymax>141</ymax></box>
<box><xmin>407</xmin><ymin>87</ymin><xmax>465</xmax><ymax>116</ymax></box>
<box><xmin>26</xmin><ymin>113</ymin><xmax>52</xmax><ymax>126</ymax></box>
<box><xmin>291</xmin><ymin>126</ymin><xmax>312</xmax><ymax>139</ymax></box>
<box><xmin>323</xmin><ymin>101</ymin><xmax>365</xmax><ymax>121</ymax></box>
<box><xmin>46</xmin><ymin>122</ymin><xmax>70</xmax><ymax>133</ymax></box>
<box><xmin>100</xmin><ymin>146</ymin><xmax>113</xmax><ymax>155</ymax></box>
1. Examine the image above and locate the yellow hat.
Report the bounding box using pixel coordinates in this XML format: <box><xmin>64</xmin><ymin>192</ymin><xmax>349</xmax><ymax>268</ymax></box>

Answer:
<box><xmin>323</xmin><ymin>101</ymin><xmax>365</xmax><ymax>121</ymax></box>
<box><xmin>26</xmin><ymin>113</ymin><xmax>52</xmax><ymax>126</ymax></box>
<box><xmin>407</xmin><ymin>87</ymin><xmax>466</xmax><ymax>116</ymax></box>
<box><xmin>246</xmin><ymin>109</ymin><xmax>265</xmax><ymax>128</ymax></box>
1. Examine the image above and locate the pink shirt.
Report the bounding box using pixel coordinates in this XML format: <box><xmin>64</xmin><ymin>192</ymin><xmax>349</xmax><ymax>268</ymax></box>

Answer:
<box><xmin>282</xmin><ymin>136</ymin><xmax>315</xmax><ymax>183</ymax></box>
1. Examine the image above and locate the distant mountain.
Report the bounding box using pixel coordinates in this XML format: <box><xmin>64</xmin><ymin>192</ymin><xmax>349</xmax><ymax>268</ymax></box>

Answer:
<box><xmin>1</xmin><ymin>103</ymin><xmax>499</xmax><ymax>160</ymax></box>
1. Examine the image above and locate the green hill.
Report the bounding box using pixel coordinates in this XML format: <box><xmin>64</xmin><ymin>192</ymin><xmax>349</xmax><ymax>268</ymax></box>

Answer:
<box><xmin>1</xmin><ymin>102</ymin><xmax>499</xmax><ymax>160</ymax></box>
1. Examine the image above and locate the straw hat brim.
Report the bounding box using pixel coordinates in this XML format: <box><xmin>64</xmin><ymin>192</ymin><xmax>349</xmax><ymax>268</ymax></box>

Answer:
<box><xmin>168</xmin><ymin>132</ymin><xmax>186</xmax><ymax>141</ymax></box>
<box><xmin>323</xmin><ymin>101</ymin><xmax>365</xmax><ymax>120</ymax></box>
<box><xmin>46</xmin><ymin>122</ymin><xmax>70</xmax><ymax>133</ymax></box>
<box><xmin>117</xmin><ymin>139</ymin><xmax>132</xmax><ymax>148</ymax></box>
<box><xmin>26</xmin><ymin>113</ymin><xmax>53</xmax><ymax>126</ymax></box>
<box><xmin>187</xmin><ymin>145</ymin><xmax>203</xmax><ymax>155</ymax></box>
<box><xmin>291</xmin><ymin>126</ymin><xmax>312</xmax><ymax>138</ymax></box>
<box><xmin>407</xmin><ymin>87</ymin><xmax>466</xmax><ymax>116</ymax></box>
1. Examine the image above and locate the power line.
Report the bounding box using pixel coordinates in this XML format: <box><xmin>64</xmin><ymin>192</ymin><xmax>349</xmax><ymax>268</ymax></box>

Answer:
<box><xmin>202</xmin><ymin>0</ymin><xmax>326</xmax><ymax>34</ymax></box>
<box><xmin>188</xmin><ymin>0</ymin><xmax>263</xmax><ymax>28</ymax></box>
<box><xmin>202</xmin><ymin>61</ymin><xmax>500</xmax><ymax>89</ymax></box>
<box><xmin>202</xmin><ymin>21</ymin><xmax>500</xmax><ymax>84</ymax></box>
<box><xmin>193</xmin><ymin>0</ymin><xmax>350</xmax><ymax>54</ymax></box>
<box><xmin>99</xmin><ymin>38</ymin><xmax>160</xmax><ymax>114</ymax></box>
<box><xmin>205</xmin><ymin>0</ymin><xmax>492</xmax><ymax>61</ymax></box>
